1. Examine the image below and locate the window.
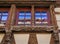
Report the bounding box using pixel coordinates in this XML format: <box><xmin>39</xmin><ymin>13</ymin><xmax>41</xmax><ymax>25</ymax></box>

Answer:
<box><xmin>0</xmin><ymin>12</ymin><xmax>8</xmax><ymax>24</ymax></box>
<box><xmin>35</xmin><ymin>11</ymin><xmax>48</xmax><ymax>25</ymax></box>
<box><xmin>17</xmin><ymin>7</ymin><xmax>50</xmax><ymax>26</ymax></box>
<box><xmin>18</xmin><ymin>11</ymin><xmax>31</xmax><ymax>26</ymax></box>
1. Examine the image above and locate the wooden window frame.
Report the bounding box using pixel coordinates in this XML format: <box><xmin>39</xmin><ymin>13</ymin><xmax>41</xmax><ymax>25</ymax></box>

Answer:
<box><xmin>16</xmin><ymin>8</ymin><xmax>31</xmax><ymax>26</ymax></box>
<box><xmin>34</xmin><ymin>8</ymin><xmax>50</xmax><ymax>26</ymax></box>
<box><xmin>16</xmin><ymin>7</ymin><xmax>50</xmax><ymax>26</ymax></box>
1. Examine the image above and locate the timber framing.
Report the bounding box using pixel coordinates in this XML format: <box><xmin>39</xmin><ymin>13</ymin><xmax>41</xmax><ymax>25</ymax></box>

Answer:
<box><xmin>0</xmin><ymin>1</ymin><xmax>59</xmax><ymax>44</ymax></box>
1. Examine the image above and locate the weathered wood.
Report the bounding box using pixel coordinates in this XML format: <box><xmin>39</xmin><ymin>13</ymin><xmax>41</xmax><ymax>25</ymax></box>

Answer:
<box><xmin>1</xmin><ymin>4</ymin><xmax>16</xmax><ymax>44</ymax></box>
<box><xmin>28</xmin><ymin>33</ymin><xmax>38</xmax><ymax>44</ymax></box>
<box><xmin>5</xmin><ymin>4</ymin><xmax>15</xmax><ymax>31</ymax></box>
<box><xmin>31</xmin><ymin>5</ymin><xmax>34</xmax><ymax>26</ymax></box>
<box><xmin>12</xmin><ymin>26</ymin><xmax>54</xmax><ymax>32</ymax></box>
<box><xmin>50</xmin><ymin>5</ymin><xmax>57</xmax><ymax>27</ymax></box>
<box><xmin>50</xmin><ymin>34</ymin><xmax>54</xmax><ymax>44</ymax></box>
<box><xmin>50</xmin><ymin>5</ymin><xmax>54</xmax><ymax>26</ymax></box>
<box><xmin>0</xmin><ymin>0</ymin><xmax>56</xmax><ymax>2</ymax></box>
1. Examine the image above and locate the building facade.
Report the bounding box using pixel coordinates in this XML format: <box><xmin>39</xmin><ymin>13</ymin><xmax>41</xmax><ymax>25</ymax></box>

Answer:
<box><xmin>0</xmin><ymin>0</ymin><xmax>60</xmax><ymax>44</ymax></box>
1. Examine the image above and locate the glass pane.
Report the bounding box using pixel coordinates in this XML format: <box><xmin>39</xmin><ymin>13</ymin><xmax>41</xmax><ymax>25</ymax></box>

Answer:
<box><xmin>35</xmin><ymin>11</ymin><xmax>41</xmax><ymax>19</ymax></box>
<box><xmin>19</xmin><ymin>16</ymin><xmax>24</xmax><ymax>19</ymax></box>
<box><xmin>42</xmin><ymin>15</ymin><xmax>47</xmax><ymax>19</ymax></box>
<box><xmin>25</xmin><ymin>15</ymin><xmax>31</xmax><ymax>19</ymax></box>
<box><xmin>41</xmin><ymin>12</ymin><xmax>47</xmax><ymax>15</ymax></box>
<box><xmin>35</xmin><ymin>11</ymin><xmax>41</xmax><ymax>15</ymax></box>
<box><xmin>26</xmin><ymin>11</ymin><xmax>31</xmax><ymax>15</ymax></box>
<box><xmin>2</xmin><ymin>12</ymin><xmax>8</xmax><ymax>15</ymax></box>
<box><xmin>1</xmin><ymin>16</ymin><xmax>7</xmax><ymax>20</ymax></box>
<box><xmin>35</xmin><ymin>15</ymin><xmax>41</xmax><ymax>19</ymax></box>
<box><xmin>19</xmin><ymin>11</ymin><xmax>25</xmax><ymax>15</ymax></box>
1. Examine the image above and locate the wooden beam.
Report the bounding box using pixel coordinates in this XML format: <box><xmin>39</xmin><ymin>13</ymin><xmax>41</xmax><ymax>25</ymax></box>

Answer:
<box><xmin>11</xmin><ymin>26</ymin><xmax>54</xmax><ymax>33</ymax></box>
<box><xmin>5</xmin><ymin>4</ymin><xmax>16</xmax><ymax>31</ymax></box>
<box><xmin>31</xmin><ymin>5</ymin><xmax>34</xmax><ymax>26</ymax></box>
<box><xmin>28</xmin><ymin>33</ymin><xmax>38</xmax><ymax>44</ymax></box>
<box><xmin>50</xmin><ymin>5</ymin><xmax>57</xmax><ymax>27</ymax></box>
<box><xmin>50</xmin><ymin>34</ymin><xmax>54</xmax><ymax>44</ymax></box>
<box><xmin>2</xmin><ymin>4</ymin><xmax>16</xmax><ymax>44</ymax></box>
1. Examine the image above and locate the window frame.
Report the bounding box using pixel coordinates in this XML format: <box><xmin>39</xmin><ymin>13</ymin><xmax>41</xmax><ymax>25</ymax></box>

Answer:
<box><xmin>34</xmin><ymin>8</ymin><xmax>50</xmax><ymax>26</ymax></box>
<box><xmin>16</xmin><ymin>8</ymin><xmax>50</xmax><ymax>26</ymax></box>
<box><xmin>16</xmin><ymin>8</ymin><xmax>32</xmax><ymax>26</ymax></box>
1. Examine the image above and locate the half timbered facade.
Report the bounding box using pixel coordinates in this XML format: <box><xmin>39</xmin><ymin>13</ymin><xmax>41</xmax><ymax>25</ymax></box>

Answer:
<box><xmin>0</xmin><ymin>0</ymin><xmax>60</xmax><ymax>44</ymax></box>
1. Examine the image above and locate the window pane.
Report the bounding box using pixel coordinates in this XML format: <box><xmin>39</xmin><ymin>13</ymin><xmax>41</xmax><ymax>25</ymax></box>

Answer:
<box><xmin>35</xmin><ymin>11</ymin><xmax>41</xmax><ymax>19</ymax></box>
<box><xmin>1</xmin><ymin>16</ymin><xmax>7</xmax><ymax>20</ymax></box>
<box><xmin>19</xmin><ymin>16</ymin><xmax>24</xmax><ymax>19</ymax></box>
<box><xmin>19</xmin><ymin>11</ymin><xmax>25</xmax><ymax>15</ymax></box>
<box><xmin>25</xmin><ymin>11</ymin><xmax>31</xmax><ymax>19</ymax></box>
<box><xmin>25</xmin><ymin>15</ymin><xmax>31</xmax><ymax>19</ymax></box>
<box><xmin>26</xmin><ymin>11</ymin><xmax>31</xmax><ymax>15</ymax></box>
<box><xmin>35</xmin><ymin>11</ymin><xmax>41</xmax><ymax>15</ymax></box>
<box><xmin>42</xmin><ymin>15</ymin><xmax>47</xmax><ymax>19</ymax></box>
<box><xmin>35</xmin><ymin>15</ymin><xmax>41</xmax><ymax>19</ymax></box>
<box><xmin>2</xmin><ymin>12</ymin><xmax>8</xmax><ymax>15</ymax></box>
<box><xmin>41</xmin><ymin>12</ymin><xmax>47</xmax><ymax>15</ymax></box>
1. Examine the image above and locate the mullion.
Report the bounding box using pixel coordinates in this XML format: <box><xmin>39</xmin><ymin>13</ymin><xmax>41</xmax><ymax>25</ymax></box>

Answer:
<box><xmin>0</xmin><ymin>12</ymin><xmax>2</xmax><ymax>23</ymax></box>
<box><xmin>1</xmin><ymin>12</ymin><xmax>3</xmax><ymax>23</ymax></box>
